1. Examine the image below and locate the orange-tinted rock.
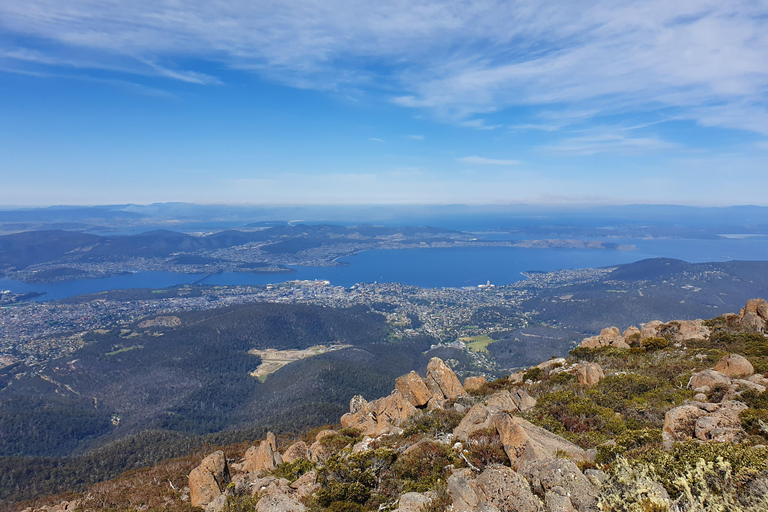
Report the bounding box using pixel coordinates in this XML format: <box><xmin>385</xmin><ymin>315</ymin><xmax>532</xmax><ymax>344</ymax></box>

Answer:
<box><xmin>574</xmin><ymin>363</ymin><xmax>605</xmax><ymax>387</ymax></box>
<box><xmin>282</xmin><ymin>441</ymin><xmax>309</xmax><ymax>464</ymax></box>
<box><xmin>492</xmin><ymin>412</ymin><xmax>587</xmax><ymax>465</ymax></box>
<box><xmin>396</xmin><ymin>371</ymin><xmax>433</xmax><ymax>407</ymax></box>
<box><xmin>714</xmin><ymin>354</ymin><xmax>755</xmax><ymax>378</ymax></box>
<box><xmin>424</xmin><ymin>358</ymin><xmax>467</xmax><ymax>400</ymax></box>
<box><xmin>189</xmin><ymin>451</ymin><xmax>229</xmax><ymax>508</ymax></box>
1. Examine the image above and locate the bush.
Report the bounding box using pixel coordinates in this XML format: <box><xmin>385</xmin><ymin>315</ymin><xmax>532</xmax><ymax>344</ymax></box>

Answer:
<box><xmin>323</xmin><ymin>502</ymin><xmax>367</xmax><ymax>512</ymax></box>
<box><xmin>642</xmin><ymin>337</ymin><xmax>669</xmax><ymax>352</ymax></box>
<box><xmin>272</xmin><ymin>457</ymin><xmax>315</xmax><ymax>482</ymax></box>
<box><xmin>740</xmin><ymin>408</ymin><xmax>768</xmax><ymax>438</ymax></box>
<box><xmin>523</xmin><ymin>367</ymin><xmax>543</xmax><ymax>382</ymax></box>
<box><xmin>319</xmin><ymin>428</ymin><xmax>363</xmax><ymax>454</ymax></box>
<box><xmin>595</xmin><ymin>429</ymin><xmax>663</xmax><ymax>464</ymax></box>
<box><xmin>316</xmin><ymin>448</ymin><xmax>397</xmax><ymax>507</ymax></box>
<box><xmin>400</xmin><ymin>409</ymin><xmax>464</xmax><ymax>439</ymax></box>
<box><xmin>392</xmin><ymin>441</ymin><xmax>457</xmax><ymax>493</ymax></box>
<box><xmin>465</xmin><ymin>428</ymin><xmax>508</xmax><ymax>469</ymax></box>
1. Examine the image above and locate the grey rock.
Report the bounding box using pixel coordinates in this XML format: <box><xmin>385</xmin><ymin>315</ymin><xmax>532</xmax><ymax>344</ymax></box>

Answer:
<box><xmin>474</xmin><ymin>464</ymin><xmax>539</xmax><ymax>512</ymax></box>
<box><xmin>518</xmin><ymin>458</ymin><xmax>597</xmax><ymax>512</ymax></box>
<box><xmin>255</xmin><ymin>494</ymin><xmax>305</xmax><ymax>512</ymax></box>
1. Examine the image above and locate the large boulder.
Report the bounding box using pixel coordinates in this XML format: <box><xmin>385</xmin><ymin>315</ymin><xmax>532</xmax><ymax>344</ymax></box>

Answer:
<box><xmin>510</xmin><ymin>388</ymin><xmax>537</xmax><ymax>413</ymax></box>
<box><xmin>189</xmin><ymin>451</ymin><xmax>230</xmax><ymax>508</ymax></box>
<box><xmin>374</xmin><ymin>390</ymin><xmax>418</xmax><ymax>434</ymax></box>
<box><xmin>486</xmin><ymin>390</ymin><xmax>521</xmax><ymax>414</ymax></box>
<box><xmin>640</xmin><ymin>320</ymin><xmax>664</xmax><ymax>340</ymax></box>
<box><xmin>745</xmin><ymin>298</ymin><xmax>768</xmax><ymax>319</ymax></box>
<box><xmin>340</xmin><ymin>403</ymin><xmax>378</xmax><ymax>436</ymax></box>
<box><xmin>245</xmin><ymin>433</ymin><xmax>283</xmax><ymax>474</ymax></box>
<box><xmin>447</xmin><ymin>468</ymin><xmax>481</xmax><ymax>512</ymax></box>
<box><xmin>662</xmin><ymin>401</ymin><xmax>747</xmax><ymax>448</ymax></box>
<box><xmin>537</xmin><ymin>358</ymin><xmax>567</xmax><ymax>372</ymax></box>
<box><xmin>282</xmin><ymin>441</ymin><xmax>309</xmax><ymax>464</ymax></box>
<box><xmin>474</xmin><ymin>465</ymin><xmax>540</xmax><ymax>512</ymax></box>
<box><xmin>454</xmin><ymin>403</ymin><xmax>493</xmax><ymax>442</ymax></box>
<box><xmin>396</xmin><ymin>371</ymin><xmax>433</xmax><ymax>407</ymax></box>
<box><xmin>518</xmin><ymin>458</ymin><xmax>598</xmax><ymax>512</ymax></box>
<box><xmin>425</xmin><ymin>357</ymin><xmax>467</xmax><ymax>400</ymax></box>
<box><xmin>574</xmin><ymin>363</ymin><xmax>604</xmax><ymax>387</ymax></box>
<box><xmin>694</xmin><ymin>400</ymin><xmax>748</xmax><ymax>442</ymax></box>
<box><xmin>672</xmin><ymin>320</ymin><xmax>709</xmax><ymax>342</ymax></box>
<box><xmin>688</xmin><ymin>369</ymin><xmax>731</xmax><ymax>390</ymax></box>
<box><xmin>714</xmin><ymin>354</ymin><xmax>755</xmax><ymax>378</ymax></box>
<box><xmin>492</xmin><ymin>412</ymin><xmax>587</xmax><ymax>465</ymax></box>
<box><xmin>579</xmin><ymin>327</ymin><xmax>629</xmax><ymax>350</ymax></box>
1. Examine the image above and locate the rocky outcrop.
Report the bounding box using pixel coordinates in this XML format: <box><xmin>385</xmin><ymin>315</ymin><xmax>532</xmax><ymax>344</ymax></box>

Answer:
<box><xmin>474</xmin><ymin>465</ymin><xmax>540</xmax><ymax>512</ymax></box>
<box><xmin>688</xmin><ymin>369</ymin><xmax>731</xmax><ymax>391</ymax></box>
<box><xmin>714</xmin><ymin>354</ymin><xmax>755</xmax><ymax>378</ymax></box>
<box><xmin>736</xmin><ymin>298</ymin><xmax>768</xmax><ymax>331</ymax></box>
<box><xmin>493</xmin><ymin>413</ymin><xmax>587</xmax><ymax>465</ymax></box>
<box><xmin>189</xmin><ymin>451</ymin><xmax>230</xmax><ymax>508</ymax></box>
<box><xmin>396</xmin><ymin>371</ymin><xmax>433</xmax><ymax>407</ymax></box>
<box><xmin>574</xmin><ymin>363</ymin><xmax>604</xmax><ymax>387</ymax></box>
<box><xmin>425</xmin><ymin>357</ymin><xmax>468</xmax><ymax>401</ymax></box>
<box><xmin>282</xmin><ymin>441</ymin><xmax>309</xmax><ymax>464</ymax></box>
<box><xmin>638</xmin><ymin>319</ymin><xmax>710</xmax><ymax>343</ymax></box>
<box><xmin>446</xmin><ymin>466</ymin><xmax>538</xmax><ymax>512</ymax></box>
<box><xmin>662</xmin><ymin>400</ymin><xmax>748</xmax><ymax>448</ymax></box>
<box><xmin>374</xmin><ymin>390</ymin><xmax>418</xmax><ymax>434</ymax></box>
<box><xmin>519</xmin><ymin>458</ymin><xmax>598</xmax><ymax>512</ymax></box>
<box><xmin>579</xmin><ymin>327</ymin><xmax>630</xmax><ymax>349</ymax></box>
<box><xmin>454</xmin><ymin>390</ymin><xmax>537</xmax><ymax>442</ymax></box>
<box><xmin>396</xmin><ymin>491</ymin><xmax>434</xmax><ymax>512</ymax></box>
<box><xmin>244</xmin><ymin>433</ymin><xmax>282</xmax><ymax>474</ymax></box>
<box><xmin>343</xmin><ymin>357</ymin><xmax>467</xmax><ymax>436</ymax></box>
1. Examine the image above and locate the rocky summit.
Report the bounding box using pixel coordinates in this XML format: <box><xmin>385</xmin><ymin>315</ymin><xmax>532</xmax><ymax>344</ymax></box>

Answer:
<box><xmin>19</xmin><ymin>298</ymin><xmax>768</xmax><ymax>512</ymax></box>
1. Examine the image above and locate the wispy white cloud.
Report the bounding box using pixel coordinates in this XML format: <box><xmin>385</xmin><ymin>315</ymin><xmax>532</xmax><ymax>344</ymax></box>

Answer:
<box><xmin>459</xmin><ymin>156</ymin><xmax>519</xmax><ymax>165</ymax></box>
<box><xmin>0</xmin><ymin>1</ymin><xmax>767</xmax><ymax>133</ymax></box>
<box><xmin>540</xmin><ymin>132</ymin><xmax>678</xmax><ymax>156</ymax></box>
<box><xmin>368</xmin><ymin>137</ymin><xmax>385</xmax><ymax>142</ymax></box>
<box><xmin>407</xmin><ymin>134</ymin><xmax>424</xmax><ymax>140</ymax></box>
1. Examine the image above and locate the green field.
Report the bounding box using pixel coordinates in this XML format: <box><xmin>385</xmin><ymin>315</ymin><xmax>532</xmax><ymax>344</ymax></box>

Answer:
<box><xmin>105</xmin><ymin>345</ymin><xmax>144</xmax><ymax>356</ymax></box>
<box><xmin>460</xmin><ymin>335</ymin><xmax>497</xmax><ymax>353</ymax></box>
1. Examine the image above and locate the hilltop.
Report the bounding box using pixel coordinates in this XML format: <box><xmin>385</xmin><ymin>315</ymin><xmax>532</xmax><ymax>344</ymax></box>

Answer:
<box><xmin>12</xmin><ymin>298</ymin><xmax>768</xmax><ymax>512</ymax></box>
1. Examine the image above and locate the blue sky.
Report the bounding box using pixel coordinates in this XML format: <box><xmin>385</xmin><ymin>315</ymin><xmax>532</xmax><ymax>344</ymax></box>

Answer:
<box><xmin>1</xmin><ymin>0</ymin><xmax>767</xmax><ymax>206</ymax></box>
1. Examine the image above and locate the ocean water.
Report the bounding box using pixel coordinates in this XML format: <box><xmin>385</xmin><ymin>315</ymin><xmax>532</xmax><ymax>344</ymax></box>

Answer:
<box><xmin>1</xmin><ymin>236</ymin><xmax>767</xmax><ymax>301</ymax></box>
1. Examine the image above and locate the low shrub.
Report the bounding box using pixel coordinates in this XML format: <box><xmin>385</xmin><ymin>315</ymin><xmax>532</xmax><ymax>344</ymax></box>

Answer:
<box><xmin>641</xmin><ymin>337</ymin><xmax>669</xmax><ymax>352</ymax></box>
<box><xmin>523</xmin><ymin>367</ymin><xmax>544</xmax><ymax>382</ymax></box>
<box><xmin>392</xmin><ymin>441</ymin><xmax>457</xmax><ymax>493</ymax></box>
<box><xmin>465</xmin><ymin>428</ymin><xmax>508</xmax><ymax>469</ymax></box>
<box><xmin>400</xmin><ymin>409</ymin><xmax>464</xmax><ymax>439</ymax></box>
<box><xmin>316</xmin><ymin>448</ymin><xmax>397</xmax><ymax>507</ymax></box>
<box><xmin>271</xmin><ymin>457</ymin><xmax>315</xmax><ymax>482</ymax></box>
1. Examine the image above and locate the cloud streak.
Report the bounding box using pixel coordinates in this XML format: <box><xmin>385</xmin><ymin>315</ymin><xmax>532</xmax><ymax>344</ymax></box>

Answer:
<box><xmin>0</xmin><ymin>1</ymin><xmax>766</xmax><ymax>133</ymax></box>
<box><xmin>459</xmin><ymin>156</ymin><xmax>519</xmax><ymax>165</ymax></box>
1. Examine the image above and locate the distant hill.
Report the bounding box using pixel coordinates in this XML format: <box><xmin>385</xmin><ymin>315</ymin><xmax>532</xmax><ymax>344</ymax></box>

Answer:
<box><xmin>0</xmin><ymin>303</ymin><xmax>392</xmax><ymax>459</ymax></box>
